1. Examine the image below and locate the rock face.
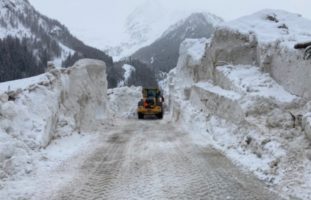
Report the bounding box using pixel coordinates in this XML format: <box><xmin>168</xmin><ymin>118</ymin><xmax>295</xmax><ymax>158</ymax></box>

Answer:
<box><xmin>0</xmin><ymin>59</ymin><xmax>107</xmax><ymax>177</ymax></box>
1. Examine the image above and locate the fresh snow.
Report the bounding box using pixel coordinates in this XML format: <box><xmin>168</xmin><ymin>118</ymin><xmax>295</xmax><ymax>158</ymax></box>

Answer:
<box><xmin>222</xmin><ymin>9</ymin><xmax>311</xmax><ymax>47</ymax></box>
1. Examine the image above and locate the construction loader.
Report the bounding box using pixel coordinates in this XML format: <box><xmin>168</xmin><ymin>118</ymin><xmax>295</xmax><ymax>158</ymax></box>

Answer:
<box><xmin>137</xmin><ymin>88</ymin><xmax>164</xmax><ymax>119</ymax></box>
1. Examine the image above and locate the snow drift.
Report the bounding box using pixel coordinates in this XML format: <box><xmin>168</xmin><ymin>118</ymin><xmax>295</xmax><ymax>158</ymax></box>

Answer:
<box><xmin>0</xmin><ymin>59</ymin><xmax>107</xmax><ymax>178</ymax></box>
<box><xmin>167</xmin><ymin>9</ymin><xmax>311</xmax><ymax>199</ymax></box>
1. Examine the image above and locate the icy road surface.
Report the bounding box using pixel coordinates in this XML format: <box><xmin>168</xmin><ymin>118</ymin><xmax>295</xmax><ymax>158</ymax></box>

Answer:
<box><xmin>53</xmin><ymin>118</ymin><xmax>283</xmax><ymax>200</ymax></box>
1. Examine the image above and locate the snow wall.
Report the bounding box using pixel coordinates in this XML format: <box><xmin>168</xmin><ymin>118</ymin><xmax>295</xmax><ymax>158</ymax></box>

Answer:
<box><xmin>168</xmin><ymin>10</ymin><xmax>311</xmax><ymax>199</ymax></box>
<box><xmin>0</xmin><ymin>59</ymin><xmax>107</xmax><ymax>178</ymax></box>
<box><xmin>202</xmin><ymin>10</ymin><xmax>311</xmax><ymax>99</ymax></box>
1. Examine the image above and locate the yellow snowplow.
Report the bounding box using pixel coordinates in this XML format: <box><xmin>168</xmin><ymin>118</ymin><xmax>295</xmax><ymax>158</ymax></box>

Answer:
<box><xmin>137</xmin><ymin>88</ymin><xmax>164</xmax><ymax>119</ymax></box>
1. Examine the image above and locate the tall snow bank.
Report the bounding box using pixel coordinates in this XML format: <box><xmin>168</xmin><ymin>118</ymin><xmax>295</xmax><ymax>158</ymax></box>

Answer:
<box><xmin>56</xmin><ymin>59</ymin><xmax>108</xmax><ymax>136</ymax></box>
<box><xmin>169</xmin><ymin>38</ymin><xmax>209</xmax><ymax>92</ymax></box>
<box><xmin>0</xmin><ymin>59</ymin><xmax>107</xmax><ymax>178</ymax></box>
<box><xmin>203</xmin><ymin>9</ymin><xmax>311</xmax><ymax>98</ymax></box>
<box><xmin>167</xmin><ymin>12</ymin><xmax>311</xmax><ymax>196</ymax></box>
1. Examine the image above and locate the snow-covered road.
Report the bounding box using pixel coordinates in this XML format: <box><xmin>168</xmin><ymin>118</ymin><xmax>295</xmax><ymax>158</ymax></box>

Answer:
<box><xmin>50</xmin><ymin>118</ymin><xmax>283</xmax><ymax>200</ymax></box>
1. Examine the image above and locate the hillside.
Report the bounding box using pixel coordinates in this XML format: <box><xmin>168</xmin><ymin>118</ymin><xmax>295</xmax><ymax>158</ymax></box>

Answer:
<box><xmin>106</xmin><ymin>0</ymin><xmax>221</xmax><ymax>61</ymax></box>
<box><xmin>0</xmin><ymin>0</ymin><xmax>113</xmax><ymax>83</ymax></box>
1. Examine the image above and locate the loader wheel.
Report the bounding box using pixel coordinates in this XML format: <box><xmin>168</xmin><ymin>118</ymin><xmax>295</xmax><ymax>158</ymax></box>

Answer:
<box><xmin>157</xmin><ymin>112</ymin><xmax>163</xmax><ymax>119</ymax></box>
<box><xmin>138</xmin><ymin>113</ymin><xmax>144</xmax><ymax>119</ymax></box>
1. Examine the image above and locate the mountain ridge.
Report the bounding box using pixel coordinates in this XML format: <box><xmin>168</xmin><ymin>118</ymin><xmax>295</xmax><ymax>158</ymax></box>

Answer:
<box><xmin>106</xmin><ymin>0</ymin><xmax>222</xmax><ymax>61</ymax></box>
<box><xmin>0</xmin><ymin>0</ymin><xmax>113</xmax><ymax>82</ymax></box>
<box><xmin>131</xmin><ymin>12</ymin><xmax>222</xmax><ymax>73</ymax></box>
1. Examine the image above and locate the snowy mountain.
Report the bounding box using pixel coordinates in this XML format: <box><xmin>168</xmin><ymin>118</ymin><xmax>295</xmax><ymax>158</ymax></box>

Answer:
<box><xmin>131</xmin><ymin>12</ymin><xmax>222</xmax><ymax>73</ymax></box>
<box><xmin>0</xmin><ymin>0</ymin><xmax>113</xmax><ymax>82</ymax></box>
<box><xmin>106</xmin><ymin>0</ymin><xmax>221</xmax><ymax>61</ymax></box>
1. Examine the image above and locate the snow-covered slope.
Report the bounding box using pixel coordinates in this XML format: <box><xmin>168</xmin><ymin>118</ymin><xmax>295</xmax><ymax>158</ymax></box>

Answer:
<box><xmin>0</xmin><ymin>0</ymin><xmax>73</xmax><ymax>67</ymax></box>
<box><xmin>166</xmin><ymin>9</ymin><xmax>311</xmax><ymax>200</ymax></box>
<box><xmin>106</xmin><ymin>0</ymin><xmax>221</xmax><ymax>61</ymax></box>
<box><xmin>0</xmin><ymin>0</ymin><xmax>113</xmax><ymax>83</ymax></box>
<box><xmin>131</xmin><ymin>13</ymin><xmax>221</xmax><ymax>73</ymax></box>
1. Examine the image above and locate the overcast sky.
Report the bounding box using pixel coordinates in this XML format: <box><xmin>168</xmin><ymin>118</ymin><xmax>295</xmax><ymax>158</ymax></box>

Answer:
<box><xmin>29</xmin><ymin>0</ymin><xmax>311</xmax><ymax>49</ymax></box>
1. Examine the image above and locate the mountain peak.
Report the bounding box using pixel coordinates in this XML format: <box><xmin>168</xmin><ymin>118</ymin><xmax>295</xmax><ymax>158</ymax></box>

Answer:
<box><xmin>131</xmin><ymin>11</ymin><xmax>221</xmax><ymax>73</ymax></box>
<box><xmin>107</xmin><ymin>0</ymin><xmax>222</xmax><ymax>61</ymax></box>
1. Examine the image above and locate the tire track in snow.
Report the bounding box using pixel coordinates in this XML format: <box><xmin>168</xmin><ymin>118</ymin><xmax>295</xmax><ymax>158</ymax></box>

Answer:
<box><xmin>53</xmin><ymin>119</ymin><xmax>284</xmax><ymax>200</ymax></box>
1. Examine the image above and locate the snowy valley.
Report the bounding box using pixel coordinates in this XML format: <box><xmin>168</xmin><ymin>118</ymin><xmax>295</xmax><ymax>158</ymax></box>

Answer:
<box><xmin>1</xmin><ymin>1</ymin><xmax>311</xmax><ymax>200</ymax></box>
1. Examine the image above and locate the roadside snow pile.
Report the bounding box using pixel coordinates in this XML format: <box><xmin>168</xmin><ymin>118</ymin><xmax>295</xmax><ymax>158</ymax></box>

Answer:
<box><xmin>117</xmin><ymin>64</ymin><xmax>136</xmax><ymax>87</ymax></box>
<box><xmin>0</xmin><ymin>74</ymin><xmax>49</xmax><ymax>94</ymax></box>
<box><xmin>169</xmin><ymin>38</ymin><xmax>209</xmax><ymax>91</ymax></box>
<box><xmin>168</xmin><ymin>9</ymin><xmax>311</xmax><ymax>200</ymax></box>
<box><xmin>107</xmin><ymin>86</ymin><xmax>141</xmax><ymax>119</ymax></box>
<box><xmin>0</xmin><ymin>59</ymin><xmax>107</xmax><ymax>180</ymax></box>
<box><xmin>207</xmin><ymin>9</ymin><xmax>311</xmax><ymax>98</ymax></box>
